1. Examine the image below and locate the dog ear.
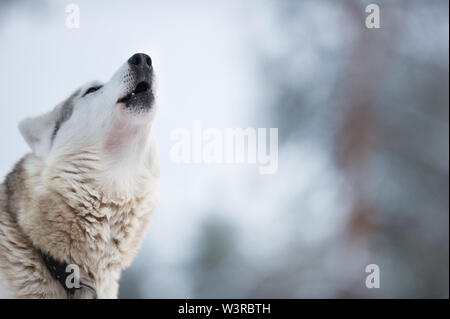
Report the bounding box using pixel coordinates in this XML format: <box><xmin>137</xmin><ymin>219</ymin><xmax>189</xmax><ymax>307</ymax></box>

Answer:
<box><xmin>19</xmin><ymin>107</ymin><xmax>60</xmax><ymax>156</ymax></box>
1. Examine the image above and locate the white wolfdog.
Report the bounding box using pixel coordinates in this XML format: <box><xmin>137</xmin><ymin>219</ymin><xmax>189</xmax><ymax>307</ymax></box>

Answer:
<box><xmin>0</xmin><ymin>53</ymin><xmax>159</xmax><ymax>298</ymax></box>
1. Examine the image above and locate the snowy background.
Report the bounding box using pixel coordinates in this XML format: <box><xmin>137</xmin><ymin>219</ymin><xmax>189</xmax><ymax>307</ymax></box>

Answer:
<box><xmin>0</xmin><ymin>0</ymin><xmax>448</xmax><ymax>298</ymax></box>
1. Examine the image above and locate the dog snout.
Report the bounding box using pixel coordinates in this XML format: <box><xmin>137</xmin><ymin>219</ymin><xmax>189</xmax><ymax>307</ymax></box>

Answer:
<box><xmin>128</xmin><ymin>53</ymin><xmax>152</xmax><ymax>69</ymax></box>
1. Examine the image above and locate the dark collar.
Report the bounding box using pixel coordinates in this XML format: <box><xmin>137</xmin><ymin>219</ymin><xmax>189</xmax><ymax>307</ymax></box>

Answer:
<box><xmin>39</xmin><ymin>250</ymin><xmax>98</xmax><ymax>299</ymax></box>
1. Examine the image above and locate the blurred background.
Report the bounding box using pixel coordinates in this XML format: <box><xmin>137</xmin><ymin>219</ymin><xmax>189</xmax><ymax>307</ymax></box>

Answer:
<box><xmin>0</xmin><ymin>0</ymin><xmax>448</xmax><ymax>298</ymax></box>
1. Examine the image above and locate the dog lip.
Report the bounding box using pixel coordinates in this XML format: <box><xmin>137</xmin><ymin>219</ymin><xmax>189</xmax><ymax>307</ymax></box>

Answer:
<box><xmin>117</xmin><ymin>81</ymin><xmax>150</xmax><ymax>104</ymax></box>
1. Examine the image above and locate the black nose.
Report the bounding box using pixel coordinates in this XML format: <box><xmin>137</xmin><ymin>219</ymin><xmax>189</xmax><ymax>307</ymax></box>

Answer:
<box><xmin>128</xmin><ymin>53</ymin><xmax>152</xmax><ymax>68</ymax></box>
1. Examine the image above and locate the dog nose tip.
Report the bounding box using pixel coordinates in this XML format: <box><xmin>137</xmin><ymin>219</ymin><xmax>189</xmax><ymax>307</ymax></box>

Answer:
<box><xmin>128</xmin><ymin>53</ymin><xmax>152</xmax><ymax>67</ymax></box>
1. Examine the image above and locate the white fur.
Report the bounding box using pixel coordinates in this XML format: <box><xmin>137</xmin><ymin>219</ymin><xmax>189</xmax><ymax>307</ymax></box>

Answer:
<box><xmin>19</xmin><ymin>60</ymin><xmax>159</xmax><ymax>198</ymax></box>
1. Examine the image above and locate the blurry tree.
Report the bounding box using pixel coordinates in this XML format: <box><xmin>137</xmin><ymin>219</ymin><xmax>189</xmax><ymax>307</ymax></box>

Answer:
<box><xmin>257</xmin><ymin>0</ymin><xmax>448</xmax><ymax>297</ymax></box>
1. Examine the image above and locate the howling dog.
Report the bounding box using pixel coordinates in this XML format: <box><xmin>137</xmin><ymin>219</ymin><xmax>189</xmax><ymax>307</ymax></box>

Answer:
<box><xmin>0</xmin><ymin>53</ymin><xmax>159</xmax><ymax>298</ymax></box>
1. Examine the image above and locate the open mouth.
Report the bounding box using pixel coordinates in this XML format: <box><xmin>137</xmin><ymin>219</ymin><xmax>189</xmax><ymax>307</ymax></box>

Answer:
<box><xmin>117</xmin><ymin>81</ymin><xmax>150</xmax><ymax>104</ymax></box>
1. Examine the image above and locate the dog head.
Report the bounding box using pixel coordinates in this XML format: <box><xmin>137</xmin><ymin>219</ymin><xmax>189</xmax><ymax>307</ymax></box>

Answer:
<box><xmin>18</xmin><ymin>53</ymin><xmax>159</xmax><ymax>197</ymax></box>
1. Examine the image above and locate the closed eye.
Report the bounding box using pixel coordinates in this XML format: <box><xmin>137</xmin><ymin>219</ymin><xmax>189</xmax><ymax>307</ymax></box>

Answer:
<box><xmin>83</xmin><ymin>85</ymin><xmax>102</xmax><ymax>97</ymax></box>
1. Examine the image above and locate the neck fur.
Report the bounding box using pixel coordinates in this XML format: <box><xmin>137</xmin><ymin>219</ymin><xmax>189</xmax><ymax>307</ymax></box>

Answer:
<box><xmin>4</xmin><ymin>141</ymin><xmax>158</xmax><ymax>298</ymax></box>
